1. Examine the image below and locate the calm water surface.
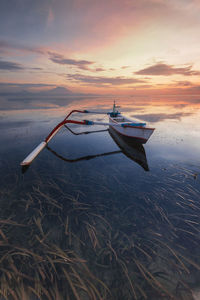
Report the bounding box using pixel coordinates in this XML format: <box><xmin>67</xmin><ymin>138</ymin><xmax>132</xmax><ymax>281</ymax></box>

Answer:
<box><xmin>0</xmin><ymin>98</ymin><xmax>200</xmax><ymax>299</ymax></box>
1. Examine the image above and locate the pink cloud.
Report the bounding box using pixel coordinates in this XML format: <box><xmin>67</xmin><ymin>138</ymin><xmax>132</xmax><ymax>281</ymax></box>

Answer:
<box><xmin>135</xmin><ymin>63</ymin><xmax>200</xmax><ymax>76</ymax></box>
<box><xmin>48</xmin><ymin>52</ymin><xmax>94</xmax><ymax>70</ymax></box>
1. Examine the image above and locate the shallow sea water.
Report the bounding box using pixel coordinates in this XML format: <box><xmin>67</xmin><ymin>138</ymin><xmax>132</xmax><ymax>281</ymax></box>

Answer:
<box><xmin>0</xmin><ymin>98</ymin><xmax>200</xmax><ymax>300</ymax></box>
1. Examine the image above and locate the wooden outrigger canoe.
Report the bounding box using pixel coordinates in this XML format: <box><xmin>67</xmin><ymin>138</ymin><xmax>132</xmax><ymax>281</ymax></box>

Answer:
<box><xmin>20</xmin><ymin>102</ymin><xmax>155</xmax><ymax>166</ymax></box>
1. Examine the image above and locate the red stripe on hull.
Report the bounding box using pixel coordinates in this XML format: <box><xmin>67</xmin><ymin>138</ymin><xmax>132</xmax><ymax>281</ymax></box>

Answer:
<box><xmin>123</xmin><ymin>125</ymin><xmax>155</xmax><ymax>130</ymax></box>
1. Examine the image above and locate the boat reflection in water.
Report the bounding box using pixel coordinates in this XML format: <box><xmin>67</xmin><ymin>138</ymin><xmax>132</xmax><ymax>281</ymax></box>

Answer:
<box><xmin>46</xmin><ymin>125</ymin><xmax>149</xmax><ymax>171</ymax></box>
<box><xmin>108</xmin><ymin>126</ymin><xmax>149</xmax><ymax>171</ymax></box>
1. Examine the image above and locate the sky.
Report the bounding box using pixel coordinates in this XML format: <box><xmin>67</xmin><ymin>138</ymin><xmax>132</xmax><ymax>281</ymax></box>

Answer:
<box><xmin>0</xmin><ymin>0</ymin><xmax>200</xmax><ymax>110</ymax></box>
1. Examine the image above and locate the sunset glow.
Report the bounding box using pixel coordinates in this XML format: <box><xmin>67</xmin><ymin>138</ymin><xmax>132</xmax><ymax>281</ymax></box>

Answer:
<box><xmin>1</xmin><ymin>0</ymin><xmax>200</xmax><ymax>111</ymax></box>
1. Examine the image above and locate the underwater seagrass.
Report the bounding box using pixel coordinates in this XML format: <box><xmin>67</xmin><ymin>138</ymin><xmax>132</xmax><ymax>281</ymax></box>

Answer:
<box><xmin>0</xmin><ymin>168</ymin><xmax>200</xmax><ymax>300</ymax></box>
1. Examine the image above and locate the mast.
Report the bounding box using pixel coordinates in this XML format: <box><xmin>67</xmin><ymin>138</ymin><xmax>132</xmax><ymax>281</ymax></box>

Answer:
<box><xmin>112</xmin><ymin>100</ymin><xmax>119</xmax><ymax>117</ymax></box>
<box><xmin>113</xmin><ymin>100</ymin><xmax>116</xmax><ymax>114</ymax></box>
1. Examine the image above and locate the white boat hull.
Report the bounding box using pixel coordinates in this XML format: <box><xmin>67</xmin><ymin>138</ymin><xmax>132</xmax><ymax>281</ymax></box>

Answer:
<box><xmin>109</xmin><ymin>116</ymin><xmax>154</xmax><ymax>143</ymax></box>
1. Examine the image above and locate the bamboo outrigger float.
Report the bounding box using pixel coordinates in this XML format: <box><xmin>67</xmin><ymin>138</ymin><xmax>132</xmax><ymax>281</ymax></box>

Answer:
<box><xmin>20</xmin><ymin>102</ymin><xmax>155</xmax><ymax>166</ymax></box>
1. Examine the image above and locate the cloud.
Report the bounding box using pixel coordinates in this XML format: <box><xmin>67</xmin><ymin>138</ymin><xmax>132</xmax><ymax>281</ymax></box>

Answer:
<box><xmin>0</xmin><ymin>41</ymin><xmax>98</xmax><ymax>72</ymax></box>
<box><xmin>135</xmin><ymin>63</ymin><xmax>200</xmax><ymax>76</ymax></box>
<box><xmin>187</xmin><ymin>85</ymin><xmax>200</xmax><ymax>91</ymax></box>
<box><xmin>173</xmin><ymin>81</ymin><xmax>193</xmax><ymax>87</ymax></box>
<box><xmin>127</xmin><ymin>84</ymin><xmax>153</xmax><ymax>89</ymax></box>
<box><xmin>49</xmin><ymin>52</ymin><xmax>94</xmax><ymax>70</ymax></box>
<box><xmin>0</xmin><ymin>82</ymin><xmax>54</xmax><ymax>88</ymax></box>
<box><xmin>0</xmin><ymin>58</ymin><xmax>24</xmax><ymax>71</ymax></box>
<box><xmin>31</xmin><ymin>67</ymin><xmax>43</xmax><ymax>70</ymax></box>
<box><xmin>66</xmin><ymin>74</ymin><xmax>145</xmax><ymax>86</ymax></box>
<box><xmin>173</xmin><ymin>104</ymin><xmax>187</xmax><ymax>109</ymax></box>
<box><xmin>132</xmin><ymin>112</ymin><xmax>192</xmax><ymax>123</ymax></box>
<box><xmin>95</xmin><ymin>68</ymin><xmax>105</xmax><ymax>72</ymax></box>
<box><xmin>0</xmin><ymin>40</ymin><xmax>45</xmax><ymax>55</ymax></box>
<box><xmin>184</xmin><ymin>98</ymin><xmax>200</xmax><ymax>104</ymax></box>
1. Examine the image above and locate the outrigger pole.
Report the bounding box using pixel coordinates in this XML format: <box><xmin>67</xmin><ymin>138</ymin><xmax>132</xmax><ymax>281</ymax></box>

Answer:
<box><xmin>20</xmin><ymin>109</ymin><xmax>114</xmax><ymax>166</ymax></box>
<box><xmin>20</xmin><ymin>108</ymin><xmax>145</xmax><ymax>166</ymax></box>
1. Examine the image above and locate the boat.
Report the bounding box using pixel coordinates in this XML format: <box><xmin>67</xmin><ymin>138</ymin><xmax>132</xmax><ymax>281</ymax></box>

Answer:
<box><xmin>20</xmin><ymin>102</ymin><xmax>155</xmax><ymax>166</ymax></box>
<box><xmin>108</xmin><ymin>102</ymin><xmax>154</xmax><ymax>143</ymax></box>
